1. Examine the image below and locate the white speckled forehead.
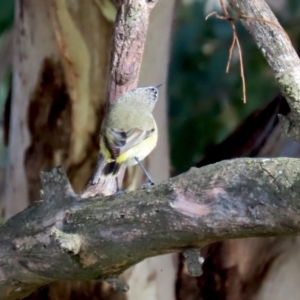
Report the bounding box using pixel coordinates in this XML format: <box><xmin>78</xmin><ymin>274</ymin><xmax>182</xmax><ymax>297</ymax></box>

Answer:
<box><xmin>116</xmin><ymin>86</ymin><xmax>159</xmax><ymax>111</ymax></box>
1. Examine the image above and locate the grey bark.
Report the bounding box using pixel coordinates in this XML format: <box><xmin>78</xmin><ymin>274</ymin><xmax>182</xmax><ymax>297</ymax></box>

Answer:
<box><xmin>1</xmin><ymin>157</ymin><xmax>300</xmax><ymax>299</ymax></box>
<box><xmin>229</xmin><ymin>0</ymin><xmax>300</xmax><ymax>142</ymax></box>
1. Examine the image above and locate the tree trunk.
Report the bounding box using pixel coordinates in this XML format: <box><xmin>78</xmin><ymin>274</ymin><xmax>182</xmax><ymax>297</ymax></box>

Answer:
<box><xmin>193</xmin><ymin>96</ymin><xmax>300</xmax><ymax>300</ymax></box>
<box><xmin>7</xmin><ymin>3</ymin><xmax>111</xmax><ymax>299</ymax></box>
<box><xmin>5</xmin><ymin>0</ymin><xmax>112</xmax><ymax>218</ymax></box>
<box><xmin>5</xmin><ymin>0</ymin><xmax>175</xmax><ymax>299</ymax></box>
<box><xmin>122</xmin><ymin>2</ymin><xmax>177</xmax><ymax>299</ymax></box>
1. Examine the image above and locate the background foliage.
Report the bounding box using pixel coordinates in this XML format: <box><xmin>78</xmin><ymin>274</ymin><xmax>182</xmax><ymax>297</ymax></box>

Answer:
<box><xmin>169</xmin><ymin>0</ymin><xmax>288</xmax><ymax>173</ymax></box>
<box><xmin>0</xmin><ymin>0</ymin><xmax>13</xmax><ymax>35</ymax></box>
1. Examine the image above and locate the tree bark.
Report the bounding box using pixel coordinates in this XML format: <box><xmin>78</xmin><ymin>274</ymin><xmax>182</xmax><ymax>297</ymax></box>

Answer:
<box><xmin>186</xmin><ymin>96</ymin><xmax>300</xmax><ymax>300</ymax></box>
<box><xmin>1</xmin><ymin>157</ymin><xmax>300</xmax><ymax>300</ymax></box>
<box><xmin>5</xmin><ymin>0</ymin><xmax>175</xmax><ymax>299</ymax></box>
<box><xmin>195</xmin><ymin>2</ymin><xmax>300</xmax><ymax>299</ymax></box>
<box><xmin>229</xmin><ymin>0</ymin><xmax>300</xmax><ymax>142</ymax></box>
<box><xmin>5</xmin><ymin>1</ymin><xmax>300</xmax><ymax>300</ymax></box>
<box><xmin>5</xmin><ymin>0</ymin><xmax>112</xmax><ymax>299</ymax></box>
<box><xmin>121</xmin><ymin>1</ymin><xmax>176</xmax><ymax>300</ymax></box>
<box><xmin>5</xmin><ymin>0</ymin><xmax>113</xmax><ymax>218</ymax></box>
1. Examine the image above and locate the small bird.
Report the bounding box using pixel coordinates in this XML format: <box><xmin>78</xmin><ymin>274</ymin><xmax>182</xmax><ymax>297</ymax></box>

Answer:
<box><xmin>99</xmin><ymin>86</ymin><xmax>159</xmax><ymax>191</ymax></box>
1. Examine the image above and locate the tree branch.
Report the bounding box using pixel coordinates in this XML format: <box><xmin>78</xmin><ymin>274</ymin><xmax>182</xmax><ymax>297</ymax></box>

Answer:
<box><xmin>228</xmin><ymin>0</ymin><xmax>300</xmax><ymax>142</ymax></box>
<box><xmin>82</xmin><ymin>0</ymin><xmax>159</xmax><ymax>197</ymax></box>
<box><xmin>107</xmin><ymin>0</ymin><xmax>158</xmax><ymax>105</ymax></box>
<box><xmin>1</xmin><ymin>157</ymin><xmax>300</xmax><ymax>299</ymax></box>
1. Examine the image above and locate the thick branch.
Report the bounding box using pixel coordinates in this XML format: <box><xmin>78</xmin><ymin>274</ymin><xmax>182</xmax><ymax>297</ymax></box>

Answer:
<box><xmin>1</xmin><ymin>158</ymin><xmax>300</xmax><ymax>299</ymax></box>
<box><xmin>228</xmin><ymin>0</ymin><xmax>300</xmax><ymax>142</ymax></box>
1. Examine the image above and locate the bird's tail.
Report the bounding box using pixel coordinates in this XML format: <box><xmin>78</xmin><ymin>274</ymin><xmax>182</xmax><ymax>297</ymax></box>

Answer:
<box><xmin>84</xmin><ymin>154</ymin><xmax>125</xmax><ymax>197</ymax></box>
<box><xmin>103</xmin><ymin>161</ymin><xmax>121</xmax><ymax>176</ymax></box>
<box><xmin>89</xmin><ymin>154</ymin><xmax>120</xmax><ymax>185</ymax></box>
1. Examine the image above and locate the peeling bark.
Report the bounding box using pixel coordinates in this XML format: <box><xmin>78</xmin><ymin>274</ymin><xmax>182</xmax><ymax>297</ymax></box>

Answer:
<box><xmin>5</xmin><ymin>0</ymin><xmax>60</xmax><ymax>216</ymax></box>
<box><xmin>5</xmin><ymin>0</ymin><xmax>113</xmax><ymax>218</ymax></box>
<box><xmin>25</xmin><ymin>59</ymin><xmax>71</xmax><ymax>203</ymax></box>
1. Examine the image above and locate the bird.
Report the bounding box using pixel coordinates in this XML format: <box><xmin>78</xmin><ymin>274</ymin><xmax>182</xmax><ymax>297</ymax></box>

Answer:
<box><xmin>98</xmin><ymin>86</ymin><xmax>160</xmax><ymax>192</ymax></box>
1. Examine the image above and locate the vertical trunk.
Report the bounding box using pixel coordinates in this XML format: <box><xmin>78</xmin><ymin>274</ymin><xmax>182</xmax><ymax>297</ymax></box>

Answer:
<box><xmin>123</xmin><ymin>1</ymin><xmax>177</xmax><ymax>299</ymax></box>
<box><xmin>5</xmin><ymin>0</ymin><xmax>112</xmax><ymax>218</ymax></box>
<box><xmin>8</xmin><ymin>0</ymin><xmax>111</xmax><ymax>298</ymax></box>
<box><xmin>7</xmin><ymin>0</ymin><xmax>176</xmax><ymax>299</ymax></box>
<box><xmin>0</xmin><ymin>30</ymin><xmax>12</xmax><ymax>213</ymax></box>
<box><xmin>5</xmin><ymin>0</ymin><xmax>60</xmax><ymax>216</ymax></box>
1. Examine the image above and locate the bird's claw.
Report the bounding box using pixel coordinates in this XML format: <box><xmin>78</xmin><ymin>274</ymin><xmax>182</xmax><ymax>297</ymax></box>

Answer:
<box><xmin>114</xmin><ymin>189</ymin><xmax>126</xmax><ymax>196</ymax></box>
<box><xmin>141</xmin><ymin>181</ymin><xmax>155</xmax><ymax>189</ymax></box>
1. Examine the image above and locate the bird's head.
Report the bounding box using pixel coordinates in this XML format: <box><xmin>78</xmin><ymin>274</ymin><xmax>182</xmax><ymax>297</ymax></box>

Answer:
<box><xmin>117</xmin><ymin>86</ymin><xmax>160</xmax><ymax>112</ymax></box>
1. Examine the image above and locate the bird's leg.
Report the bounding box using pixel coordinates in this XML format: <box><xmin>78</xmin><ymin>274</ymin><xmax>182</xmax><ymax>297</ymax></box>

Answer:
<box><xmin>114</xmin><ymin>177</ymin><xmax>125</xmax><ymax>195</ymax></box>
<box><xmin>135</xmin><ymin>157</ymin><xmax>155</xmax><ymax>188</ymax></box>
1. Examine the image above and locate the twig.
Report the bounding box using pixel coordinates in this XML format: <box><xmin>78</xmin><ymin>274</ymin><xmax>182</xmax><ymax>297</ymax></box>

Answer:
<box><xmin>206</xmin><ymin>0</ymin><xmax>247</xmax><ymax>103</ymax></box>
<box><xmin>231</xmin><ymin>20</ymin><xmax>246</xmax><ymax>103</ymax></box>
<box><xmin>228</xmin><ymin>0</ymin><xmax>300</xmax><ymax>143</ymax></box>
<box><xmin>206</xmin><ymin>0</ymin><xmax>294</xmax><ymax>104</ymax></box>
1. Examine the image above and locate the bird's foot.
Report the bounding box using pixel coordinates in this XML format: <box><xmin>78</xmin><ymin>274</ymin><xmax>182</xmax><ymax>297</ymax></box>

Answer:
<box><xmin>114</xmin><ymin>188</ymin><xmax>126</xmax><ymax>196</ymax></box>
<box><xmin>141</xmin><ymin>180</ymin><xmax>155</xmax><ymax>189</ymax></box>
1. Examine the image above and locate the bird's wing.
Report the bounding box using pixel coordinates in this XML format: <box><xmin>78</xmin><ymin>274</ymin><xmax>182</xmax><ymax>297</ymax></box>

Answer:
<box><xmin>103</xmin><ymin>126</ymin><xmax>155</xmax><ymax>159</ymax></box>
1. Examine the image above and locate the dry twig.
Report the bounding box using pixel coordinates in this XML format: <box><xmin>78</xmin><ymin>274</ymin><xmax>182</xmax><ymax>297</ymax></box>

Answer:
<box><xmin>206</xmin><ymin>0</ymin><xmax>292</xmax><ymax>104</ymax></box>
<box><xmin>206</xmin><ymin>0</ymin><xmax>247</xmax><ymax>103</ymax></box>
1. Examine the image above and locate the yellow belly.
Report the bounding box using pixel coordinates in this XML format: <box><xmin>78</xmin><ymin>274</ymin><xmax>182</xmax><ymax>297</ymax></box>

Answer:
<box><xmin>118</xmin><ymin>129</ymin><xmax>158</xmax><ymax>166</ymax></box>
<box><xmin>100</xmin><ymin>124</ymin><xmax>158</xmax><ymax>166</ymax></box>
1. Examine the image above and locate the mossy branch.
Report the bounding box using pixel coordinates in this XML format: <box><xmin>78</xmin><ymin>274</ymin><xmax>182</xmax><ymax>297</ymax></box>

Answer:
<box><xmin>1</xmin><ymin>158</ymin><xmax>300</xmax><ymax>299</ymax></box>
